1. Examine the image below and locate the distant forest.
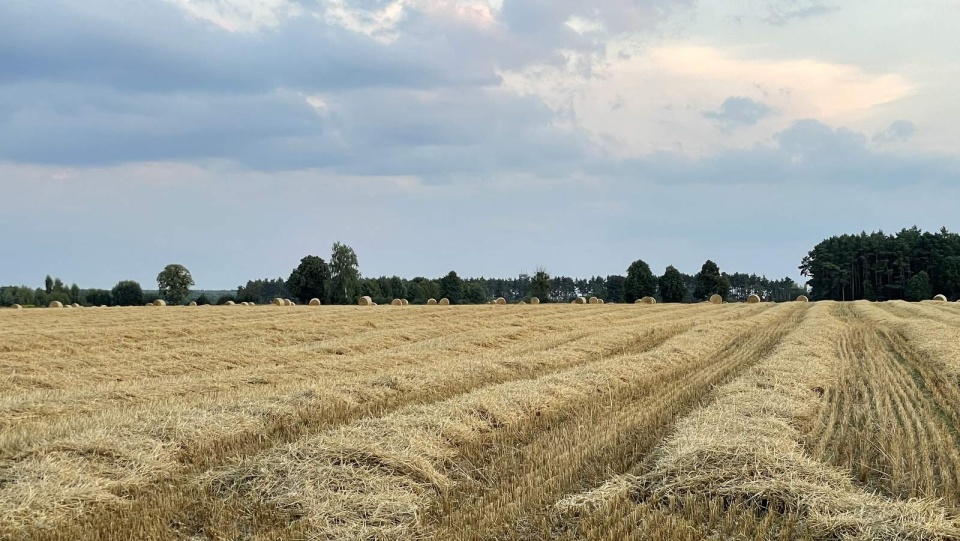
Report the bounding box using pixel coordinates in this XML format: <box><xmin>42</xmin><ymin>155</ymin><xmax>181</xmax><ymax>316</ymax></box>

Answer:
<box><xmin>801</xmin><ymin>227</ymin><xmax>960</xmax><ymax>301</ymax></box>
<box><xmin>4</xmin><ymin>227</ymin><xmax>958</xmax><ymax>307</ymax></box>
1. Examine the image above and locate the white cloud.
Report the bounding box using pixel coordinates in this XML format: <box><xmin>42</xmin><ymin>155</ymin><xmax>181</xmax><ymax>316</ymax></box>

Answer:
<box><xmin>500</xmin><ymin>43</ymin><xmax>914</xmax><ymax>158</ymax></box>
<box><xmin>565</xmin><ymin>16</ymin><xmax>605</xmax><ymax>35</ymax></box>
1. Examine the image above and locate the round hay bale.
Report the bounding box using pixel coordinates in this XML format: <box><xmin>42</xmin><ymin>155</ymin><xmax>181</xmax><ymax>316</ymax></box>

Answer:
<box><xmin>272</xmin><ymin>298</ymin><xmax>284</xmax><ymax>306</ymax></box>
<box><xmin>496</xmin><ymin>297</ymin><xmax>507</xmax><ymax>305</ymax></box>
<box><xmin>391</xmin><ymin>298</ymin><xmax>403</xmax><ymax>306</ymax></box>
<box><xmin>747</xmin><ymin>294</ymin><xmax>761</xmax><ymax>304</ymax></box>
<box><xmin>518</xmin><ymin>301</ymin><xmax>526</xmax><ymax>305</ymax></box>
<box><xmin>145</xmin><ymin>303</ymin><xmax>152</xmax><ymax>307</ymax></box>
<box><xmin>588</xmin><ymin>296</ymin><xmax>599</xmax><ymax>304</ymax></box>
<box><xmin>709</xmin><ymin>294</ymin><xmax>723</xmax><ymax>305</ymax></box>
<box><xmin>934</xmin><ymin>294</ymin><xmax>948</xmax><ymax>302</ymax></box>
<box><xmin>574</xmin><ymin>297</ymin><xmax>587</xmax><ymax>305</ymax></box>
<box><xmin>401</xmin><ymin>299</ymin><xmax>409</xmax><ymax>306</ymax></box>
<box><xmin>598</xmin><ymin>299</ymin><xmax>605</xmax><ymax>304</ymax></box>
<box><xmin>796</xmin><ymin>295</ymin><xmax>809</xmax><ymax>302</ymax></box>
<box><xmin>634</xmin><ymin>299</ymin><xmax>643</xmax><ymax>304</ymax></box>
<box><xmin>153</xmin><ymin>299</ymin><xmax>166</xmax><ymax>307</ymax></box>
<box><xmin>12</xmin><ymin>304</ymin><xmax>22</xmax><ymax>310</ymax></box>
<box><xmin>439</xmin><ymin>298</ymin><xmax>450</xmax><ymax>305</ymax></box>
<box><xmin>189</xmin><ymin>301</ymin><xmax>197</xmax><ymax>306</ymax></box>
<box><xmin>225</xmin><ymin>300</ymin><xmax>235</xmax><ymax>306</ymax></box>
<box><xmin>530</xmin><ymin>297</ymin><xmax>540</xmax><ymax>305</ymax></box>
<box><xmin>358</xmin><ymin>296</ymin><xmax>373</xmax><ymax>306</ymax></box>
<box><xmin>427</xmin><ymin>298</ymin><xmax>438</xmax><ymax>305</ymax></box>
<box><xmin>641</xmin><ymin>296</ymin><xmax>657</xmax><ymax>305</ymax></box>
<box><xmin>309</xmin><ymin>298</ymin><xmax>321</xmax><ymax>306</ymax></box>
<box><xmin>71</xmin><ymin>303</ymin><xmax>81</xmax><ymax>308</ymax></box>
<box><xmin>283</xmin><ymin>299</ymin><xmax>292</xmax><ymax>306</ymax></box>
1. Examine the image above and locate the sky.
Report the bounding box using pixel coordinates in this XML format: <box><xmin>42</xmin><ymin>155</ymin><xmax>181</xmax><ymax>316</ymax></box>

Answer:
<box><xmin>2</xmin><ymin>0</ymin><xmax>959</xmax><ymax>289</ymax></box>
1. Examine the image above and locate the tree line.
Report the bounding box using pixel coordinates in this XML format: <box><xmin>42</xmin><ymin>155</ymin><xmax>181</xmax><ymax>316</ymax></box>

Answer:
<box><xmin>2</xmin><ymin>241</ymin><xmax>811</xmax><ymax>307</ymax></box>
<box><xmin>801</xmin><ymin>227</ymin><xmax>960</xmax><ymax>301</ymax></box>
<box><xmin>9</xmin><ymin>227</ymin><xmax>954</xmax><ymax>307</ymax></box>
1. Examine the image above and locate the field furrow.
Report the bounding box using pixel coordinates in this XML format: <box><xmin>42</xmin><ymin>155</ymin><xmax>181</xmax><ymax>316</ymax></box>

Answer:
<box><xmin>810</xmin><ymin>302</ymin><xmax>960</xmax><ymax>508</ymax></box>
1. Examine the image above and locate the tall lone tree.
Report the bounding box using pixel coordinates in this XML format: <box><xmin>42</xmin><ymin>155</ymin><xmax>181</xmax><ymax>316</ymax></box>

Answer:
<box><xmin>693</xmin><ymin>260</ymin><xmax>730</xmax><ymax>301</ymax></box>
<box><xmin>531</xmin><ymin>267</ymin><xmax>551</xmax><ymax>302</ymax></box>
<box><xmin>624</xmin><ymin>259</ymin><xmax>656</xmax><ymax>303</ymax></box>
<box><xmin>157</xmin><ymin>264</ymin><xmax>194</xmax><ymax>305</ymax></box>
<box><xmin>439</xmin><ymin>271</ymin><xmax>464</xmax><ymax>304</ymax></box>
<box><xmin>659</xmin><ymin>265</ymin><xmax>687</xmax><ymax>303</ymax></box>
<box><xmin>329</xmin><ymin>242</ymin><xmax>360</xmax><ymax>305</ymax></box>
<box><xmin>287</xmin><ymin>255</ymin><xmax>331</xmax><ymax>304</ymax></box>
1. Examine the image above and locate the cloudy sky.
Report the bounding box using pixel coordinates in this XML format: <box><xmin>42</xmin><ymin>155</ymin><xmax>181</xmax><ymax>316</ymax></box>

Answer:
<box><xmin>2</xmin><ymin>0</ymin><xmax>959</xmax><ymax>289</ymax></box>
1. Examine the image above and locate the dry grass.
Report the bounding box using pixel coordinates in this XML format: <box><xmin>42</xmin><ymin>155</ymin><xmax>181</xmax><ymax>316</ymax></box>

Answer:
<box><xmin>1</xmin><ymin>302</ymin><xmax>958</xmax><ymax>540</ymax></box>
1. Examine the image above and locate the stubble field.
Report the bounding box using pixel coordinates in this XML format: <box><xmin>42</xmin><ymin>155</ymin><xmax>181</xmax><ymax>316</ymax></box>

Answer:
<box><xmin>2</xmin><ymin>300</ymin><xmax>960</xmax><ymax>540</ymax></box>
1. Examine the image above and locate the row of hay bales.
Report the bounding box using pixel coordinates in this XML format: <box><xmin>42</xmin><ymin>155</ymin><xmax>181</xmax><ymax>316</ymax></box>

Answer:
<box><xmin>26</xmin><ymin>293</ymin><xmax>956</xmax><ymax>311</ymax></box>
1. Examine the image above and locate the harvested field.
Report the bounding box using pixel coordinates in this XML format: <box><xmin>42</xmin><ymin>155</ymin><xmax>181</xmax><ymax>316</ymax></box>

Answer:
<box><xmin>1</xmin><ymin>302</ymin><xmax>959</xmax><ymax>540</ymax></box>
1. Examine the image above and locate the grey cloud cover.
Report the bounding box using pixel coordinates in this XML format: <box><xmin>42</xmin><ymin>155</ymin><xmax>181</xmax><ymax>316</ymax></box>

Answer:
<box><xmin>702</xmin><ymin>96</ymin><xmax>775</xmax><ymax>129</ymax></box>
<box><xmin>1</xmin><ymin>0</ymin><xmax>958</xmax><ymax>289</ymax></box>
<box><xmin>873</xmin><ymin>120</ymin><xmax>917</xmax><ymax>143</ymax></box>
<box><xmin>605</xmin><ymin>120</ymin><xmax>957</xmax><ymax>187</ymax></box>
